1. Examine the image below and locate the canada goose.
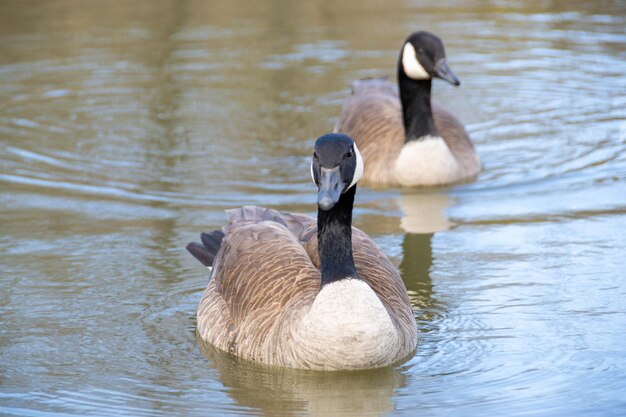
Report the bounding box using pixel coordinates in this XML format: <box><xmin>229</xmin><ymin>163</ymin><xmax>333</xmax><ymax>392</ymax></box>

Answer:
<box><xmin>335</xmin><ymin>31</ymin><xmax>480</xmax><ymax>187</ymax></box>
<box><xmin>187</xmin><ymin>133</ymin><xmax>417</xmax><ymax>370</ymax></box>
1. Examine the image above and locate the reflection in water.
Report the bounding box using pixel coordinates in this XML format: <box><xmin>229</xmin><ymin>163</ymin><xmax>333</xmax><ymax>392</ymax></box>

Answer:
<box><xmin>396</xmin><ymin>191</ymin><xmax>449</xmax><ymax>325</ymax></box>
<box><xmin>399</xmin><ymin>233</ymin><xmax>433</xmax><ymax>298</ymax></box>
<box><xmin>397</xmin><ymin>191</ymin><xmax>453</xmax><ymax>234</ymax></box>
<box><xmin>398</xmin><ymin>232</ymin><xmax>446</xmax><ymax>332</ymax></box>
<box><xmin>197</xmin><ymin>336</ymin><xmax>406</xmax><ymax>417</ymax></box>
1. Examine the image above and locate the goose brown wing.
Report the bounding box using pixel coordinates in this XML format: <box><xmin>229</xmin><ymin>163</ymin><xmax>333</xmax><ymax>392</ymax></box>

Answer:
<box><xmin>432</xmin><ymin>103</ymin><xmax>480</xmax><ymax>176</ymax></box>
<box><xmin>225</xmin><ymin>206</ymin><xmax>316</xmax><ymax>241</ymax></box>
<box><xmin>335</xmin><ymin>78</ymin><xmax>405</xmax><ymax>185</ymax></box>
<box><xmin>197</xmin><ymin>212</ymin><xmax>320</xmax><ymax>363</ymax></box>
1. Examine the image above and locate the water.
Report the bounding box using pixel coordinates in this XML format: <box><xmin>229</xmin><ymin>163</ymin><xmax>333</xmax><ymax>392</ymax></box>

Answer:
<box><xmin>1</xmin><ymin>0</ymin><xmax>625</xmax><ymax>416</ymax></box>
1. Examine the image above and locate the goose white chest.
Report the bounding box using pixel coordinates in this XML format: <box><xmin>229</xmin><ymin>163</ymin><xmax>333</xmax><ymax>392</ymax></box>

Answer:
<box><xmin>393</xmin><ymin>135</ymin><xmax>461</xmax><ymax>186</ymax></box>
<box><xmin>295</xmin><ymin>279</ymin><xmax>399</xmax><ymax>370</ymax></box>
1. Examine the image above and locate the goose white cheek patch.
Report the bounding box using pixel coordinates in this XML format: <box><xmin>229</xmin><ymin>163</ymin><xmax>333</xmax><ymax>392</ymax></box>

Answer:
<box><xmin>348</xmin><ymin>143</ymin><xmax>364</xmax><ymax>189</ymax></box>
<box><xmin>402</xmin><ymin>43</ymin><xmax>430</xmax><ymax>80</ymax></box>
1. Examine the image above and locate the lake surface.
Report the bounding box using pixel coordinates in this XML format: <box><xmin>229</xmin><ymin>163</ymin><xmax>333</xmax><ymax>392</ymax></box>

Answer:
<box><xmin>1</xmin><ymin>0</ymin><xmax>626</xmax><ymax>416</ymax></box>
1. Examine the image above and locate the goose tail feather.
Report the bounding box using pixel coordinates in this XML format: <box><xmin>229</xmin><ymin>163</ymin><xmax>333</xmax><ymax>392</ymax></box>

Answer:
<box><xmin>186</xmin><ymin>230</ymin><xmax>225</xmax><ymax>267</ymax></box>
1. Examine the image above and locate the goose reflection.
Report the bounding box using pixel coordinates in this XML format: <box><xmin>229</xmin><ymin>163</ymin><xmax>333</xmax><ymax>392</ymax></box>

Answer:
<box><xmin>197</xmin><ymin>336</ymin><xmax>406</xmax><ymax>417</ymax></box>
<box><xmin>400</xmin><ymin>232</ymin><xmax>435</xmax><ymax>313</ymax></box>
<box><xmin>396</xmin><ymin>191</ymin><xmax>451</xmax><ymax>322</ymax></box>
<box><xmin>398</xmin><ymin>191</ymin><xmax>453</xmax><ymax>234</ymax></box>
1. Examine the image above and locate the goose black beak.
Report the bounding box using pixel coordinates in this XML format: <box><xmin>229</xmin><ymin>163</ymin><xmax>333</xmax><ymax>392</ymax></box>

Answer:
<box><xmin>317</xmin><ymin>166</ymin><xmax>344</xmax><ymax>211</ymax></box>
<box><xmin>434</xmin><ymin>59</ymin><xmax>460</xmax><ymax>86</ymax></box>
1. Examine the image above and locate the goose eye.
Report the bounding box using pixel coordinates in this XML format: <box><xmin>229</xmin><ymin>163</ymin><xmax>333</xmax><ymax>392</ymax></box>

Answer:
<box><xmin>313</xmin><ymin>152</ymin><xmax>318</xmax><ymax>159</ymax></box>
<box><xmin>346</xmin><ymin>151</ymin><xmax>353</xmax><ymax>158</ymax></box>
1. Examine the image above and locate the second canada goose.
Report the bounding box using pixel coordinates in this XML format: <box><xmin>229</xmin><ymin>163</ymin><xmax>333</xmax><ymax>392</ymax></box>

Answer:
<box><xmin>336</xmin><ymin>31</ymin><xmax>480</xmax><ymax>187</ymax></box>
<box><xmin>187</xmin><ymin>133</ymin><xmax>417</xmax><ymax>370</ymax></box>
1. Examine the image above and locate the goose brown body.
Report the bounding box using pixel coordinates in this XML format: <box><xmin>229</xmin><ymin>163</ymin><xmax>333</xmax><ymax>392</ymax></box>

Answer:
<box><xmin>193</xmin><ymin>206</ymin><xmax>417</xmax><ymax>370</ymax></box>
<box><xmin>336</xmin><ymin>33</ymin><xmax>481</xmax><ymax>187</ymax></box>
<box><xmin>337</xmin><ymin>78</ymin><xmax>479</xmax><ymax>187</ymax></box>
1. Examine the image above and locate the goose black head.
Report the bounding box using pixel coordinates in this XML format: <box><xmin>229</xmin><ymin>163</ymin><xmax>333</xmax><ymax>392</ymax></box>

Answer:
<box><xmin>311</xmin><ymin>133</ymin><xmax>364</xmax><ymax>211</ymax></box>
<box><xmin>400</xmin><ymin>31</ymin><xmax>460</xmax><ymax>86</ymax></box>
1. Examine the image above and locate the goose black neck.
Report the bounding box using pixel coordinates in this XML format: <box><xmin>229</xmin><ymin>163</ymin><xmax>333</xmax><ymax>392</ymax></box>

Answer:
<box><xmin>317</xmin><ymin>186</ymin><xmax>359</xmax><ymax>287</ymax></box>
<box><xmin>398</xmin><ymin>70</ymin><xmax>438</xmax><ymax>141</ymax></box>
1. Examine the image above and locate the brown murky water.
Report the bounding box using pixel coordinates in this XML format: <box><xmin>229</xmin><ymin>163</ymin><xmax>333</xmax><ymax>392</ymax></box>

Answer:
<box><xmin>1</xmin><ymin>1</ymin><xmax>625</xmax><ymax>416</ymax></box>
